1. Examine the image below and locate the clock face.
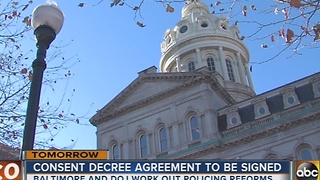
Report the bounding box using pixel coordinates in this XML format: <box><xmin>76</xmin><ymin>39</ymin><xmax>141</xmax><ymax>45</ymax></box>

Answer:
<box><xmin>179</xmin><ymin>25</ymin><xmax>188</xmax><ymax>33</ymax></box>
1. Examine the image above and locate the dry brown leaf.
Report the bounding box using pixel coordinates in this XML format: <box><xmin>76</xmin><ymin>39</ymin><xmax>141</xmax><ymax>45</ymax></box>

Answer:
<box><xmin>243</xmin><ymin>6</ymin><xmax>247</xmax><ymax>11</ymax></box>
<box><xmin>111</xmin><ymin>0</ymin><xmax>121</xmax><ymax>7</ymax></box>
<box><xmin>12</xmin><ymin>11</ymin><xmax>18</xmax><ymax>16</ymax></box>
<box><xmin>23</xmin><ymin>16</ymin><xmax>31</xmax><ymax>26</ymax></box>
<box><xmin>286</xmin><ymin>29</ymin><xmax>294</xmax><ymax>43</ymax></box>
<box><xmin>21</xmin><ymin>68</ymin><xmax>27</xmax><ymax>74</ymax></box>
<box><xmin>78</xmin><ymin>3</ymin><xmax>84</xmax><ymax>7</ymax></box>
<box><xmin>278</xmin><ymin>29</ymin><xmax>285</xmax><ymax>38</ymax></box>
<box><xmin>290</xmin><ymin>0</ymin><xmax>301</xmax><ymax>8</ymax></box>
<box><xmin>137</xmin><ymin>21</ymin><xmax>146</xmax><ymax>27</ymax></box>
<box><xmin>282</xmin><ymin>8</ymin><xmax>289</xmax><ymax>20</ymax></box>
<box><xmin>242</xmin><ymin>10</ymin><xmax>247</xmax><ymax>16</ymax></box>
<box><xmin>166</xmin><ymin>4</ymin><xmax>174</xmax><ymax>13</ymax></box>
<box><xmin>22</xmin><ymin>4</ymin><xmax>29</xmax><ymax>11</ymax></box>
<box><xmin>28</xmin><ymin>71</ymin><xmax>33</xmax><ymax>81</ymax></box>
<box><xmin>313</xmin><ymin>24</ymin><xmax>320</xmax><ymax>41</ymax></box>
<box><xmin>271</xmin><ymin>35</ymin><xmax>275</xmax><ymax>42</ymax></box>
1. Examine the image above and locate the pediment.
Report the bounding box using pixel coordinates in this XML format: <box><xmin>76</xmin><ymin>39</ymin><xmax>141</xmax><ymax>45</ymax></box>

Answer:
<box><xmin>98</xmin><ymin>73</ymin><xmax>201</xmax><ymax>114</ymax></box>
<box><xmin>118</xmin><ymin>80</ymin><xmax>185</xmax><ymax>109</ymax></box>
<box><xmin>90</xmin><ymin>71</ymin><xmax>236</xmax><ymax>125</ymax></box>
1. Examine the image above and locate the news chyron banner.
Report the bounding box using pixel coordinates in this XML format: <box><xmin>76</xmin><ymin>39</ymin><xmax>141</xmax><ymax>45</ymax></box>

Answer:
<box><xmin>25</xmin><ymin>161</ymin><xmax>293</xmax><ymax>180</ymax></box>
<box><xmin>0</xmin><ymin>150</ymin><xmax>319</xmax><ymax>180</ymax></box>
<box><xmin>23</xmin><ymin>150</ymin><xmax>293</xmax><ymax>180</ymax></box>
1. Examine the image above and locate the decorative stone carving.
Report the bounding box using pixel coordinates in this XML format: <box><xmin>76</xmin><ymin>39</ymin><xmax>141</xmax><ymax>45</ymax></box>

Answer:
<box><xmin>281</xmin><ymin>86</ymin><xmax>300</xmax><ymax>109</ymax></box>
<box><xmin>252</xmin><ymin>97</ymin><xmax>270</xmax><ymax>119</ymax></box>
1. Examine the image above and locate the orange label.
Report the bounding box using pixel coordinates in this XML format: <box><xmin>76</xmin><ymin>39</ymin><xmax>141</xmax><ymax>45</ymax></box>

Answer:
<box><xmin>24</xmin><ymin>150</ymin><xmax>108</xmax><ymax>160</ymax></box>
<box><xmin>0</xmin><ymin>161</ymin><xmax>22</xmax><ymax>180</ymax></box>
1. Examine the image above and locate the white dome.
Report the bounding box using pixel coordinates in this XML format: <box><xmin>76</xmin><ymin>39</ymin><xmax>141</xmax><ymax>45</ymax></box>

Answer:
<box><xmin>159</xmin><ymin>0</ymin><xmax>255</xmax><ymax>97</ymax></box>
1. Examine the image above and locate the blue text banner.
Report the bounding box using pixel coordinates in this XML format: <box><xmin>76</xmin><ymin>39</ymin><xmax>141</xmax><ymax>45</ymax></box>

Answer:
<box><xmin>25</xmin><ymin>161</ymin><xmax>291</xmax><ymax>174</ymax></box>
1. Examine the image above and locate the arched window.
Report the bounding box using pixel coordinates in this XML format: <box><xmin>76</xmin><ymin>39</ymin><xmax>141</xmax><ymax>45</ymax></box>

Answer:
<box><xmin>139</xmin><ymin>134</ymin><xmax>148</xmax><ymax>158</ymax></box>
<box><xmin>190</xmin><ymin>116</ymin><xmax>200</xmax><ymax>141</ymax></box>
<box><xmin>296</xmin><ymin>144</ymin><xmax>314</xmax><ymax>160</ymax></box>
<box><xmin>112</xmin><ymin>144</ymin><xmax>119</xmax><ymax>159</ymax></box>
<box><xmin>207</xmin><ymin>57</ymin><xmax>215</xmax><ymax>72</ymax></box>
<box><xmin>188</xmin><ymin>61</ymin><xmax>195</xmax><ymax>72</ymax></box>
<box><xmin>299</xmin><ymin>147</ymin><xmax>313</xmax><ymax>160</ymax></box>
<box><xmin>226</xmin><ymin>59</ymin><xmax>235</xmax><ymax>81</ymax></box>
<box><xmin>159</xmin><ymin>128</ymin><xmax>168</xmax><ymax>151</ymax></box>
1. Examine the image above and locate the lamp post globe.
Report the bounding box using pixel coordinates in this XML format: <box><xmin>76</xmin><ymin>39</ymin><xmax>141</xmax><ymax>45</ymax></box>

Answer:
<box><xmin>32</xmin><ymin>2</ymin><xmax>64</xmax><ymax>35</ymax></box>
<box><xmin>21</xmin><ymin>2</ymin><xmax>64</xmax><ymax>157</ymax></box>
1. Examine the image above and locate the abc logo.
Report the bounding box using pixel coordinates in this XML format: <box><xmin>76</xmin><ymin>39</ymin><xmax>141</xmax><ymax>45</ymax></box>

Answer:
<box><xmin>296</xmin><ymin>162</ymin><xmax>318</xmax><ymax>180</ymax></box>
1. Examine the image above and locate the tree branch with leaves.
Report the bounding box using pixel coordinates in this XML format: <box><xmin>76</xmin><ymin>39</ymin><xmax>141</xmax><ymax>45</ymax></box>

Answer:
<box><xmin>77</xmin><ymin>0</ymin><xmax>319</xmax><ymax>65</ymax></box>
<box><xmin>0</xmin><ymin>0</ymin><xmax>89</xmax><ymax>153</ymax></box>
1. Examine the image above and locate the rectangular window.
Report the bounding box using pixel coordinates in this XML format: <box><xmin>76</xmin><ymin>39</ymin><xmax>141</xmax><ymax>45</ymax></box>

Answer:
<box><xmin>226</xmin><ymin>59</ymin><xmax>235</xmax><ymax>81</ymax></box>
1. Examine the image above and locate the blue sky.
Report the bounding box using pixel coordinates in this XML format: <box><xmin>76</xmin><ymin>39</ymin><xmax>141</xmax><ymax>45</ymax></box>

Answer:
<box><xmin>19</xmin><ymin>0</ymin><xmax>320</xmax><ymax>149</ymax></box>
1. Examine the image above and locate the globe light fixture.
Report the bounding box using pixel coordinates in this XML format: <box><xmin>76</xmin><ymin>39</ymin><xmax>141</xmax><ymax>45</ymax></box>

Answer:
<box><xmin>21</xmin><ymin>2</ymin><xmax>64</xmax><ymax>156</ymax></box>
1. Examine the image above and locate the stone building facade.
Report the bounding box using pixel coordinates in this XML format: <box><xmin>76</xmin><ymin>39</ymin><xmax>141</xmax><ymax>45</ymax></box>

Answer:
<box><xmin>0</xmin><ymin>143</ymin><xmax>19</xmax><ymax>160</ymax></box>
<box><xmin>90</xmin><ymin>0</ymin><xmax>320</xmax><ymax>160</ymax></box>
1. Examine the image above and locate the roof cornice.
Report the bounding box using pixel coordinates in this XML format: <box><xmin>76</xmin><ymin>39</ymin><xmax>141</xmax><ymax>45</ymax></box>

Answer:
<box><xmin>158</xmin><ymin>98</ymin><xmax>320</xmax><ymax>159</ymax></box>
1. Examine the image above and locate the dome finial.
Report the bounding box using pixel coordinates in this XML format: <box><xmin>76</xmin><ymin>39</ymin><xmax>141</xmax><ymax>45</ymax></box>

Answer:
<box><xmin>185</xmin><ymin>0</ymin><xmax>200</xmax><ymax>4</ymax></box>
<box><xmin>182</xmin><ymin>0</ymin><xmax>209</xmax><ymax>18</ymax></box>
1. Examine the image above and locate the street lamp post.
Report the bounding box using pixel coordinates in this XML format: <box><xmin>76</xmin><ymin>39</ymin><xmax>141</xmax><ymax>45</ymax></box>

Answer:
<box><xmin>21</xmin><ymin>2</ymin><xmax>64</xmax><ymax>155</ymax></box>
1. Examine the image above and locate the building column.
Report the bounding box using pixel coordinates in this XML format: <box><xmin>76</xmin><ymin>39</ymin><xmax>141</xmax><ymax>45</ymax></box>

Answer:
<box><xmin>245</xmin><ymin>65</ymin><xmax>254</xmax><ymax>90</ymax></box>
<box><xmin>195</xmin><ymin>48</ymin><xmax>202</xmax><ymax>66</ymax></box>
<box><xmin>214</xmin><ymin>53</ymin><xmax>222</xmax><ymax>75</ymax></box>
<box><xmin>171</xmin><ymin>122</ymin><xmax>180</xmax><ymax>147</ymax></box>
<box><xmin>175</xmin><ymin>56</ymin><xmax>181</xmax><ymax>72</ymax></box>
<box><xmin>148</xmin><ymin>133</ymin><xmax>153</xmax><ymax>154</ymax></box>
<box><xmin>236</xmin><ymin>52</ymin><xmax>247</xmax><ymax>85</ymax></box>
<box><xmin>219</xmin><ymin>46</ymin><xmax>229</xmax><ymax>80</ymax></box>
<box><xmin>131</xmin><ymin>139</ymin><xmax>137</xmax><ymax>158</ymax></box>
<box><xmin>171</xmin><ymin>104</ymin><xmax>180</xmax><ymax>147</ymax></box>
<box><xmin>120</xmin><ymin>142</ymin><xmax>126</xmax><ymax>159</ymax></box>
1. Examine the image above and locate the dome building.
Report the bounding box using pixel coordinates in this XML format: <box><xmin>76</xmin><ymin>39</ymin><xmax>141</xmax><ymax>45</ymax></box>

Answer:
<box><xmin>90</xmin><ymin>0</ymin><xmax>320</xmax><ymax>160</ymax></box>
<box><xmin>160</xmin><ymin>0</ymin><xmax>254</xmax><ymax>102</ymax></box>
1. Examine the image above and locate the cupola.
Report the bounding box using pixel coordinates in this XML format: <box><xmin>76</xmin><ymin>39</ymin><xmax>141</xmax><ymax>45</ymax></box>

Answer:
<box><xmin>159</xmin><ymin>0</ymin><xmax>255</xmax><ymax>102</ymax></box>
